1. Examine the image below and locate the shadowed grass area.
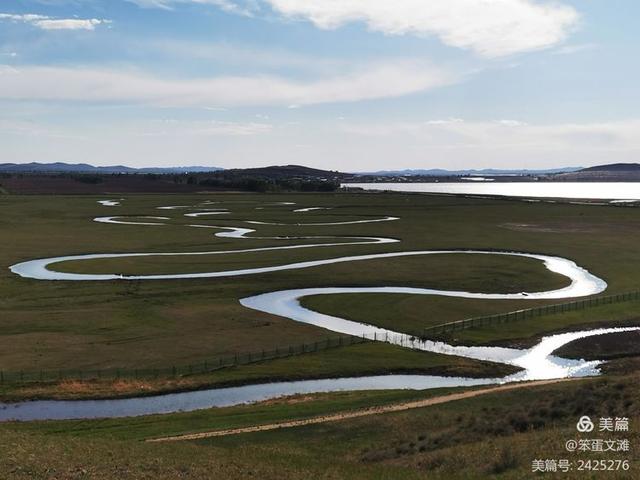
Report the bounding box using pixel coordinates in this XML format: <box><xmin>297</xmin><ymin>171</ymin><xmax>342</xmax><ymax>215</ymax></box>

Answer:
<box><xmin>303</xmin><ymin>295</ymin><xmax>640</xmax><ymax>346</ymax></box>
<box><xmin>555</xmin><ymin>330</ymin><xmax>640</xmax><ymax>360</ymax></box>
<box><xmin>447</xmin><ymin>299</ymin><xmax>640</xmax><ymax>347</ymax></box>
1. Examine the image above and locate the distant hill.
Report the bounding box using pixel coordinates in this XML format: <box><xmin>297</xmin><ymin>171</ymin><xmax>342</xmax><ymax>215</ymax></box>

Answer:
<box><xmin>0</xmin><ymin>162</ymin><xmax>223</xmax><ymax>174</ymax></box>
<box><xmin>223</xmin><ymin>164</ymin><xmax>346</xmax><ymax>179</ymax></box>
<box><xmin>0</xmin><ymin>164</ymin><xmax>343</xmax><ymax>194</ymax></box>
<box><xmin>580</xmin><ymin>163</ymin><xmax>640</xmax><ymax>172</ymax></box>
<box><xmin>552</xmin><ymin>163</ymin><xmax>640</xmax><ymax>181</ymax></box>
<box><xmin>357</xmin><ymin>167</ymin><xmax>581</xmax><ymax>176</ymax></box>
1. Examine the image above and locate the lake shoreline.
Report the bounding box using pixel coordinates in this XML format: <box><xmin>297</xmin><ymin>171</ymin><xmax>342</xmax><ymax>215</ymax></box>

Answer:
<box><xmin>342</xmin><ymin>182</ymin><xmax>640</xmax><ymax>202</ymax></box>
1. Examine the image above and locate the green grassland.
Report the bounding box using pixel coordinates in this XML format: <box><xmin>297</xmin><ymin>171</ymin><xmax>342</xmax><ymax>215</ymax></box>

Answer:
<box><xmin>1</xmin><ymin>192</ymin><xmax>640</xmax><ymax>379</ymax></box>
<box><xmin>2</xmin><ymin>192</ymin><xmax>640</xmax><ymax>479</ymax></box>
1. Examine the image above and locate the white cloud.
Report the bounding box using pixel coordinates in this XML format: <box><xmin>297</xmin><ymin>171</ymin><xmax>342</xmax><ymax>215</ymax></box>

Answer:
<box><xmin>341</xmin><ymin>119</ymin><xmax>640</xmax><ymax>151</ymax></box>
<box><xmin>0</xmin><ymin>118</ymin><xmax>87</xmax><ymax>139</ymax></box>
<box><xmin>200</xmin><ymin>121</ymin><xmax>273</xmax><ymax>137</ymax></box>
<box><xmin>496</xmin><ymin>119</ymin><xmax>527</xmax><ymax>127</ymax></box>
<box><xmin>35</xmin><ymin>18</ymin><xmax>106</xmax><ymax>30</ymax></box>
<box><xmin>322</xmin><ymin>118</ymin><xmax>640</xmax><ymax>170</ymax></box>
<box><xmin>0</xmin><ymin>61</ymin><xmax>456</xmax><ymax>107</ymax></box>
<box><xmin>126</xmin><ymin>0</ymin><xmax>174</xmax><ymax>8</ymax></box>
<box><xmin>191</xmin><ymin>120</ymin><xmax>273</xmax><ymax>136</ymax></box>
<box><xmin>0</xmin><ymin>13</ymin><xmax>109</xmax><ymax>30</ymax></box>
<box><xmin>134</xmin><ymin>119</ymin><xmax>272</xmax><ymax>136</ymax></box>
<box><xmin>127</xmin><ymin>0</ymin><xmax>256</xmax><ymax>16</ymax></box>
<box><xmin>426</xmin><ymin>118</ymin><xmax>464</xmax><ymax>125</ymax></box>
<box><xmin>552</xmin><ymin>43</ymin><xmax>597</xmax><ymax>55</ymax></box>
<box><xmin>137</xmin><ymin>39</ymin><xmax>346</xmax><ymax>74</ymax></box>
<box><xmin>134</xmin><ymin>1</ymin><xmax>579</xmax><ymax>57</ymax></box>
<box><xmin>262</xmin><ymin>0</ymin><xmax>579</xmax><ymax>57</ymax></box>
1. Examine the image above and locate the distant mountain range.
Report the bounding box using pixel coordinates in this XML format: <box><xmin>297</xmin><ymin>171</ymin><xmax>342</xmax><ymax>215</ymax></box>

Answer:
<box><xmin>356</xmin><ymin>167</ymin><xmax>582</xmax><ymax>176</ymax></box>
<box><xmin>2</xmin><ymin>162</ymin><xmax>638</xmax><ymax>179</ymax></box>
<box><xmin>0</xmin><ymin>162</ymin><xmax>223</xmax><ymax>174</ymax></box>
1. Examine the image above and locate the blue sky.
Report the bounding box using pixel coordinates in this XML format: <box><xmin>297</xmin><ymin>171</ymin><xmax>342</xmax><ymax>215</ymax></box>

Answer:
<box><xmin>1</xmin><ymin>0</ymin><xmax>639</xmax><ymax>171</ymax></box>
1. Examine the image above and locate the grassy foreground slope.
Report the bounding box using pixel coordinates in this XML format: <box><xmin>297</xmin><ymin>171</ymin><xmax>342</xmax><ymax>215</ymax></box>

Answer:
<box><xmin>1</xmin><ymin>360</ymin><xmax>638</xmax><ymax>479</ymax></box>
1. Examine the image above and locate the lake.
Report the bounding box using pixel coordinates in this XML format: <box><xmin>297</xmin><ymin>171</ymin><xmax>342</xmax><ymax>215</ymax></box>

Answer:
<box><xmin>342</xmin><ymin>182</ymin><xmax>640</xmax><ymax>200</ymax></box>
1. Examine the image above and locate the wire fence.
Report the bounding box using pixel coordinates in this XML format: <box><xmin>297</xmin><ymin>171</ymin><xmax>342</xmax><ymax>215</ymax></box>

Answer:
<box><xmin>4</xmin><ymin>291</ymin><xmax>639</xmax><ymax>385</ymax></box>
<box><xmin>0</xmin><ymin>334</ymin><xmax>372</xmax><ymax>385</ymax></box>
<box><xmin>421</xmin><ymin>290</ymin><xmax>640</xmax><ymax>338</ymax></box>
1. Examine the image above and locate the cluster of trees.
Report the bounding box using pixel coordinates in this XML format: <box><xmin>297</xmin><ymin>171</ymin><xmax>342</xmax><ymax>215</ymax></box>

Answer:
<box><xmin>72</xmin><ymin>175</ymin><xmax>104</xmax><ymax>184</ymax></box>
<box><xmin>192</xmin><ymin>174</ymin><xmax>340</xmax><ymax>192</ymax></box>
<box><xmin>0</xmin><ymin>171</ymin><xmax>341</xmax><ymax>193</ymax></box>
<box><xmin>1</xmin><ymin>172</ymin><xmax>108</xmax><ymax>183</ymax></box>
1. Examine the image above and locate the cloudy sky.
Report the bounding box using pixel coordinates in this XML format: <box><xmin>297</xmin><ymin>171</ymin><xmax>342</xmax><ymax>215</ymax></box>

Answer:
<box><xmin>1</xmin><ymin>0</ymin><xmax>639</xmax><ymax>171</ymax></box>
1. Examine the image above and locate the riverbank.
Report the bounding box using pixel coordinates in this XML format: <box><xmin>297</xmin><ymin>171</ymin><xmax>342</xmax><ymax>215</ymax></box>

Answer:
<box><xmin>0</xmin><ymin>342</ymin><xmax>518</xmax><ymax>402</ymax></box>
<box><xmin>2</xmin><ymin>369</ymin><xmax>636</xmax><ymax>479</ymax></box>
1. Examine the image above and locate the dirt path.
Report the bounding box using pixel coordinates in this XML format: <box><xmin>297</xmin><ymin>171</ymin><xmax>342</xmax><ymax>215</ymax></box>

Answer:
<box><xmin>147</xmin><ymin>378</ymin><xmax>579</xmax><ymax>443</ymax></box>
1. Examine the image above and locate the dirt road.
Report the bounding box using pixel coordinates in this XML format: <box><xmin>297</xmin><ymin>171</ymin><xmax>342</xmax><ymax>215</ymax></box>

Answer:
<box><xmin>147</xmin><ymin>378</ymin><xmax>579</xmax><ymax>442</ymax></box>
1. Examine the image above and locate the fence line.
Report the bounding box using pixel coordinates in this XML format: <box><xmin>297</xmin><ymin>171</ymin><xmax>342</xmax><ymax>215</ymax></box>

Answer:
<box><xmin>4</xmin><ymin>291</ymin><xmax>639</xmax><ymax>385</ymax></box>
<box><xmin>421</xmin><ymin>290</ymin><xmax>640</xmax><ymax>338</ymax></box>
<box><xmin>0</xmin><ymin>334</ymin><xmax>371</xmax><ymax>385</ymax></box>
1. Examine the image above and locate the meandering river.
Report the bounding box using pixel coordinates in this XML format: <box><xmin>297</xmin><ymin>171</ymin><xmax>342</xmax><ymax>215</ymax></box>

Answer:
<box><xmin>2</xmin><ymin>199</ymin><xmax>636</xmax><ymax>421</ymax></box>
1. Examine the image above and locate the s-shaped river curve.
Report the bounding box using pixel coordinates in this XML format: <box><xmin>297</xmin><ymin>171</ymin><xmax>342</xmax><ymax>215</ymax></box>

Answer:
<box><xmin>2</xmin><ymin>201</ymin><xmax>634</xmax><ymax>421</ymax></box>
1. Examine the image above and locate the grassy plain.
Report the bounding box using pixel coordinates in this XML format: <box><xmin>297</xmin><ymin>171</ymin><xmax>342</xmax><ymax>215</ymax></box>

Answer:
<box><xmin>1</xmin><ymin>192</ymin><xmax>640</xmax><ymax>376</ymax></box>
<box><xmin>2</xmin><ymin>192</ymin><xmax>640</xmax><ymax>479</ymax></box>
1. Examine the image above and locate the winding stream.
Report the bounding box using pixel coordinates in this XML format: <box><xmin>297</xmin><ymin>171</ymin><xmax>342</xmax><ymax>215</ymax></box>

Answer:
<box><xmin>2</xmin><ymin>199</ymin><xmax>635</xmax><ymax>421</ymax></box>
